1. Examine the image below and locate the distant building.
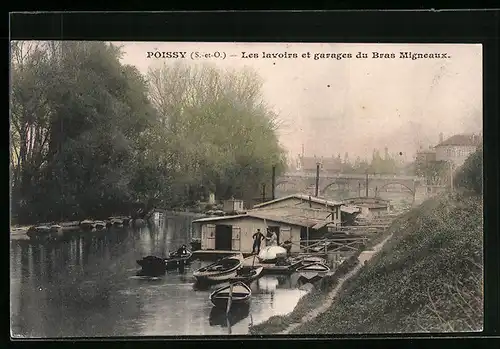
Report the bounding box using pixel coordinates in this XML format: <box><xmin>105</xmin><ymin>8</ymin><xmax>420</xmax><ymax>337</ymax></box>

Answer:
<box><xmin>434</xmin><ymin>133</ymin><xmax>482</xmax><ymax>168</ymax></box>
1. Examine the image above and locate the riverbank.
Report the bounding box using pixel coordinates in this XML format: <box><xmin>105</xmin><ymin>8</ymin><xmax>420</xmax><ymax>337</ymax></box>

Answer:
<box><xmin>250</xmin><ymin>191</ymin><xmax>483</xmax><ymax>334</ymax></box>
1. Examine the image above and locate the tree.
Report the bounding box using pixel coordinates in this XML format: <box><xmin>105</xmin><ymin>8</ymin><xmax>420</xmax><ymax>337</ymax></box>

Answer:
<box><xmin>454</xmin><ymin>146</ymin><xmax>482</xmax><ymax>195</ymax></box>
<box><xmin>10</xmin><ymin>41</ymin><xmax>157</xmax><ymax>223</ymax></box>
<box><xmin>146</xmin><ymin>61</ymin><xmax>286</xmax><ymax>204</ymax></box>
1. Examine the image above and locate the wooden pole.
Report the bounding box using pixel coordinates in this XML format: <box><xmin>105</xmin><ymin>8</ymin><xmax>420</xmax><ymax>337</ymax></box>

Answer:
<box><xmin>226</xmin><ymin>283</ymin><xmax>234</xmax><ymax>314</ymax></box>
<box><xmin>315</xmin><ymin>163</ymin><xmax>320</xmax><ymax>197</ymax></box>
<box><xmin>365</xmin><ymin>171</ymin><xmax>369</xmax><ymax>197</ymax></box>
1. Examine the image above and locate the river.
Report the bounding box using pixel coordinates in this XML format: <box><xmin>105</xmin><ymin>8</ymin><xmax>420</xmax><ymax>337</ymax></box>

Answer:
<box><xmin>10</xmin><ymin>214</ymin><xmax>307</xmax><ymax>338</ymax></box>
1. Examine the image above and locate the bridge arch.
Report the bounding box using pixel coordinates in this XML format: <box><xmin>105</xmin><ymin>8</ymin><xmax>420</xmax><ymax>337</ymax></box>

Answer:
<box><xmin>378</xmin><ymin>182</ymin><xmax>415</xmax><ymax>194</ymax></box>
<box><xmin>321</xmin><ymin>181</ymin><xmax>356</xmax><ymax>195</ymax></box>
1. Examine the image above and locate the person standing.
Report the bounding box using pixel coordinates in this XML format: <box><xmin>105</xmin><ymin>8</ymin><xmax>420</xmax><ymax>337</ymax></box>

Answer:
<box><xmin>267</xmin><ymin>229</ymin><xmax>278</xmax><ymax>246</ymax></box>
<box><xmin>252</xmin><ymin>229</ymin><xmax>266</xmax><ymax>254</ymax></box>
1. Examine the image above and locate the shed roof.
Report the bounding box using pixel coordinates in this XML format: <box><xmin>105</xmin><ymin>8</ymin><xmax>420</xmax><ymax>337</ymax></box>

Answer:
<box><xmin>253</xmin><ymin>193</ymin><xmax>342</xmax><ymax>209</ymax></box>
<box><xmin>191</xmin><ymin>211</ymin><xmax>328</xmax><ymax>228</ymax></box>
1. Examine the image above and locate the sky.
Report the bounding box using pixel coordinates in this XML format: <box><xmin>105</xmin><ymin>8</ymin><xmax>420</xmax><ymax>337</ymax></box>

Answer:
<box><xmin>117</xmin><ymin>42</ymin><xmax>482</xmax><ymax>162</ymax></box>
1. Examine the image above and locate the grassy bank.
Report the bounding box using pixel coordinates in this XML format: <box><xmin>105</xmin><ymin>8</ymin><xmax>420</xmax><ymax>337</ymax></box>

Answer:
<box><xmin>250</xmin><ymin>191</ymin><xmax>483</xmax><ymax>334</ymax></box>
<box><xmin>288</xmin><ymin>191</ymin><xmax>483</xmax><ymax>334</ymax></box>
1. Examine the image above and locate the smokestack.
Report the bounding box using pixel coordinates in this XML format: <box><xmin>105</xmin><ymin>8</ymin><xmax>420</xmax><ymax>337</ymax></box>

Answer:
<box><xmin>271</xmin><ymin>165</ymin><xmax>276</xmax><ymax>200</ymax></box>
<box><xmin>439</xmin><ymin>132</ymin><xmax>444</xmax><ymax>144</ymax></box>
<box><xmin>301</xmin><ymin>143</ymin><xmax>305</xmax><ymax>158</ymax></box>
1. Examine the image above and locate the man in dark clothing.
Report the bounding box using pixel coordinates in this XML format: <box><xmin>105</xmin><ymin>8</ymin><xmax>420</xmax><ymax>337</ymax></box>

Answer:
<box><xmin>252</xmin><ymin>229</ymin><xmax>266</xmax><ymax>254</ymax></box>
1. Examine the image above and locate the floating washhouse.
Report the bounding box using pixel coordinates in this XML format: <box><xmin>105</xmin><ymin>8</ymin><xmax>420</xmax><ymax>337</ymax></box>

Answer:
<box><xmin>192</xmin><ymin>193</ymin><xmax>347</xmax><ymax>254</ymax></box>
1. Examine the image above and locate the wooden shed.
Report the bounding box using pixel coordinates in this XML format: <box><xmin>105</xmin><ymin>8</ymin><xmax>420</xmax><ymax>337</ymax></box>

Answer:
<box><xmin>192</xmin><ymin>208</ymin><xmax>335</xmax><ymax>254</ymax></box>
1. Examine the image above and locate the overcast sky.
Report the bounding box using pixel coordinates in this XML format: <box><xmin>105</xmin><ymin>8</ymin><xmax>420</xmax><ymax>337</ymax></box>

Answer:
<box><xmin>117</xmin><ymin>42</ymin><xmax>482</xmax><ymax>162</ymax></box>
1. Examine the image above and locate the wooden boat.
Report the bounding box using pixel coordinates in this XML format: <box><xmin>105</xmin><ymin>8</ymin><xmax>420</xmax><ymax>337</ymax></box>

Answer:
<box><xmin>94</xmin><ymin>220</ymin><xmax>106</xmax><ymax>230</ymax></box>
<box><xmin>27</xmin><ymin>225</ymin><xmax>51</xmax><ymax>240</ymax></box>
<box><xmin>136</xmin><ymin>255</ymin><xmax>167</xmax><ymax>276</ymax></box>
<box><xmin>110</xmin><ymin>217</ymin><xmax>124</xmax><ymax>227</ymax></box>
<box><xmin>49</xmin><ymin>225</ymin><xmax>63</xmax><ymax>239</ymax></box>
<box><xmin>288</xmin><ymin>255</ymin><xmax>327</xmax><ymax>270</ymax></box>
<box><xmin>193</xmin><ymin>254</ymin><xmax>243</xmax><ymax>283</ymax></box>
<box><xmin>296</xmin><ymin>262</ymin><xmax>331</xmax><ymax>281</ymax></box>
<box><xmin>258</xmin><ymin>246</ymin><xmax>287</xmax><ymax>263</ymax></box>
<box><xmin>80</xmin><ymin>220</ymin><xmax>96</xmax><ymax>231</ymax></box>
<box><xmin>209</xmin><ymin>281</ymin><xmax>252</xmax><ymax>308</ymax></box>
<box><xmin>230</xmin><ymin>265</ymin><xmax>264</xmax><ymax>283</ymax></box>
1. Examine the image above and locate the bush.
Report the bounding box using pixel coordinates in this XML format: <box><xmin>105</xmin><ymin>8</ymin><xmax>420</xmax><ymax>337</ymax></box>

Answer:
<box><xmin>454</xmin><ymin>146</ymin><xmax>483</xmax><ymax>195</ymax></box>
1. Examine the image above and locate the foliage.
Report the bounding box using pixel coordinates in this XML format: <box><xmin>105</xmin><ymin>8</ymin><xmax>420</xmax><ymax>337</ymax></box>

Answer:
<box><xmin>10</xmin><ymin>41</ymin><xmax>285</xmax><ymax>224</ymax></box>
<box><xmin>146</xmin><ymin>62</ymin><xmax>286</xmax><ymax>204</ymax></box>
<box><xmin>454</xmin><ymin>146</ymin><xmax>483</xmax><ymax>195</ymax></box>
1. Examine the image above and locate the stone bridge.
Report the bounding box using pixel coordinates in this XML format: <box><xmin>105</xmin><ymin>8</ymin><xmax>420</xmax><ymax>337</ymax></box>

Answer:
<box><xmin>276</xmin><ymin>171</ymin><xmax>428</xmax><ymax>197</ymax></box>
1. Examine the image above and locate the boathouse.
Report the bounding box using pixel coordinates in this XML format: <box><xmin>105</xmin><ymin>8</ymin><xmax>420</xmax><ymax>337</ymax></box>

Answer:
<box><xmin>192</xmin><ymin>207</ymin><xmax>342</xmax><ymax>254</ymax></box>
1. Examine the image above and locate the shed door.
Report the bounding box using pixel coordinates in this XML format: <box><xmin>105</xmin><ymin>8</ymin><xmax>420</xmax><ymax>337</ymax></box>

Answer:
<box><xmin>202</xmin><ymin>224</ymin><xmax>216</xmax><ymax>250</ymax></box>
<box><xmin>280</xmin><ymin>226</ymin><xmax>292</xmax><ymax>243</ymax></box>
<box><xmin>231</xmin><ymin>226</ymin><xmax>241</xmax><ymax>251</ymax></box>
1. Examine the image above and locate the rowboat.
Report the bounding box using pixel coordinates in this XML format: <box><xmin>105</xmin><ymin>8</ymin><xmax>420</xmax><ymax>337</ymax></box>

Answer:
<box><xmin>110</xmin><ymin>218</ymin><xmax>124</xmax><ymax>228</ymax></box>
<box><xmin>209</xmin><ymin>281</ymin><xmax>252</xmax><ymax>308</ymax></box>
<box><xmin>49</xmin><ymin>225</ymin><xmax>63</xmax><ymax>239</ymax></box>
<box><xmin>288</xmin><ymin>255</ymin><xmax>327</xmax><ymax>270</ymax></box>
<box><xmin>296</xmin><ymin>262</ymin><xmax>331</xmax><ymax>281</ymax></box>
<box><xmin>27</xmin><ymin>225</ymin><xmax>51</xmax><ymax>240</ymax></box>
<box><xmin>165</xmin><ymin>249</ymin><xmax>193</xmax><ymax>268</ymax></box>
<box><xmin>80</xmin><ymin>220</ymin><xmax>96</xmax><ymax>231</ymax></box>
<box><xmin>229</xmin><ymin>265</ymin><xmax>264</xmax><ymax>283</ymax></box>
<box><xmin>193</xmin><ymin>254</ymin><xmax>243</xmax><ymax>284</ymax></box>
<box><xmin>136</xmin><ymin>256</ymin><xmax>167</xmax><ymax>276</ymax></box>
<box><xmin>94</xmin><ymin>221</ymin><xmax>107</xmax><ymax>230</ymax></box>
<box><xmin>258</xmin><ymin>246</ymin><xmax>287</xmax><ymax>263</ymax></box>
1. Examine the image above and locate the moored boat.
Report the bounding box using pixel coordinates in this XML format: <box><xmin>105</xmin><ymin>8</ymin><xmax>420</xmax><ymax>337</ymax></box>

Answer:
<box><xmin>80</xmin><ymin>220</ymin><xmax>96</xmax><ymax>231</ymax></box>
<box><xmin>26</xmin><ymin>224</ymin><xmax>52</xmax><ymax>240</ymax></box>
<box><xmin>296</xmin><ymin>262</ymin><xmax>331</xmax><ymax>281</ymax></box>
<box><xmin>94</xmin><ymin>220</ymin><xmax>106</xmax><ymax>230</ymax></box>
<box><xmin>209</xmin><ymin>281</ymin><xmax>252</xmax><ymax>308</ymax></box>
<box><xmin>288</xmin><ymin>255</ymin><xmax>327</xmax><ymax>270</ymax></box>
<box><xmin>136</xmin><ymin>255</ymin><xmax>167</xmax><ymax>276</ymax></box>
<box><xmin>49</xmin><ymin>224</ymin><xmax>63</xmax><ymax>239</ymax></box>
<box><xmin>193</xmin><ymin>254</ymin><xmax>243</xmax><ymax>284</ymax></box>
<box><xmin>230</xmin><ymin>265</ymin><xmax>264</xmax><ymax>283</ymax></box>
<box><xmin>110</xmin><ymin>217</ymin><xmax>124</xmax><ymax>227</ymax></box>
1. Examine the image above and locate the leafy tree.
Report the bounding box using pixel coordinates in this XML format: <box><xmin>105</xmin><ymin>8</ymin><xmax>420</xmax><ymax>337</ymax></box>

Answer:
<box><xmin>454</xmin><ymin>146</ymin><xmax>483</xmax><ymax>195</ymax></box>
<box><xmin>146</xmin><ymin>62</ymin><xmax>286</xmax><ymax>204</ymax></box>
<box><xmin>10</xmin><ymin>41</ymin><xmax>157</xmax><ymax>223</ymax></box>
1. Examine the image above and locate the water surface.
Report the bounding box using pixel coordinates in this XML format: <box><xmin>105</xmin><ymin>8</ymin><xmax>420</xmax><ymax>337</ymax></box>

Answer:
<box><xmin>10</xmin><ymin>216</ymin><xmax>306</xmax><ymax>337</ymax></box>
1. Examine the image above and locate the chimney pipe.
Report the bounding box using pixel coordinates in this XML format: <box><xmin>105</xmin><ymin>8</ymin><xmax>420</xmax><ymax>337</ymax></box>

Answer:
<box><xmin>439</xmin><ymin>132</ymin><xmax>444</xmax><ymax>144</ymax></box>
<box><xmin>271</xmin><ymin>165</ymin><xmax>276</xmax><ymax>200</ymax></box>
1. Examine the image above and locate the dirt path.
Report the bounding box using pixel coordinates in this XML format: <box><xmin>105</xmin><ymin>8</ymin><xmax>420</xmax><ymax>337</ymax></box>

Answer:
<box><xmin>278</xmin><ymin>233</ymin><xmax>394</xmax><ymax>334</ymax></box>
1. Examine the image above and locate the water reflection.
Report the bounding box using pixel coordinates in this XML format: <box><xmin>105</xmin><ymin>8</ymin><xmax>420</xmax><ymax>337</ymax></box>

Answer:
<box><xmin>10</xmin><ymin>216</ymin><xmax>307</xmax><ymax>337</ymax></box>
